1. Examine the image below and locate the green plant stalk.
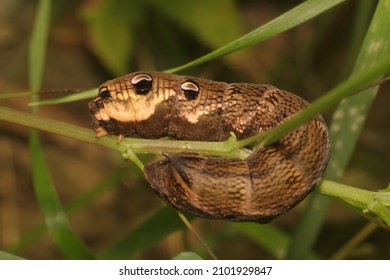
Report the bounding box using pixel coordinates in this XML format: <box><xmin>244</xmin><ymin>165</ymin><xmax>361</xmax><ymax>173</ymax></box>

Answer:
<box><xmin>0</xmin><ymin>106</ymin><xmax>249</xmax><ymax>159</ymax></box>
<box><xmin>320</xmin><ymin>180</ymin><xmax>390</xmax><ymax>228</ymax></box>
<box><xmin>318</xmin><ymin>180</ymin><xmax>390</xmax><ymax>210</ymax></box>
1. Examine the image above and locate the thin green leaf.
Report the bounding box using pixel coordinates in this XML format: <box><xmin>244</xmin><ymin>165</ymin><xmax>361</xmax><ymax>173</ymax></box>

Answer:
<box><xmin>0</xmin><ymin>91</ymin><xmax>33</xmax><ymax>99</ymax></box>
<box><xmin>165</xmin><ymin>0</ymin><xmax>346</xmax><ymax>73</ymax></box>
<box><xmin>28</xmin><ymin>0</ymin><xmax>50</xmax><ymax>93</ymax></box>
<box><xmin>29</xmin><ymin>88</ymin><xmax>97</xmax><ymax>106</ymax></box>
<box><xmin>287</xmin><ymin>0</ymin><xmax>390</xmax><ymax>259</ymax></box>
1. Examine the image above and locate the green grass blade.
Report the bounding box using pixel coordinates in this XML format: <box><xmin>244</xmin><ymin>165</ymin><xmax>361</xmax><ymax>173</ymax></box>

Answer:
<box><xmin>0</xmin><ymin>91</ymin><xmax>34</xmax><ymax>99</ymax></box>
<box><xmin>28</xmin><ymin>0</ymin><xmax>50</xmax><ymax>93</ymax></box>
<box><xmin>165</xmin><ymin>0</ymin><xmax>346</xmax><ymax>73</ymax></box>
<box><xmin>29</xmin><ymin>131</ymin><xmax>96</xmax><ymax>259</ymax></box>
<box><xmin>287</xmin><ymin>0</ymin><xmax>390</xmax><ymax>259</ymax></box>
<box><xmin>100</xmin><ymin>207</ymin><xmax>190</xmax><ymax>259</ymax></box>
<box><xmin>28</xmin><ymin>0</ymin><xmax>95</xmax><ymax>259</ymax></box>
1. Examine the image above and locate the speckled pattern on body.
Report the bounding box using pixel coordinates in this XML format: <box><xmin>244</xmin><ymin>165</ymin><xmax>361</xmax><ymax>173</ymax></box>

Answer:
<box><xmin>89</xmin><ymin>71</ymin><xmax>331</xmax><ymax>223</ymax></box>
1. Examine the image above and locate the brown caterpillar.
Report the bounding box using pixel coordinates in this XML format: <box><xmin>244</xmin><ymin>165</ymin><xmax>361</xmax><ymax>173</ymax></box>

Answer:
<box><xmin>88</xmin><ymin>71</ymin><xmax>330</xmax><ymax>223</ymax></box>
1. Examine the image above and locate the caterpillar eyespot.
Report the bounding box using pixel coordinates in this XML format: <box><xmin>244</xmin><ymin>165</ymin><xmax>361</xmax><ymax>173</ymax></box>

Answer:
<box><xmin>181</xmin><ymin>81</ymin><xmax>199</xmax><ymax>100</ymax></box>
<box><xmin>131</xmin><ymin>73</ymin><xmax>153</xmax><ymax>95</ymax></box>
<box><xmin>88</xmin><ymin>71</ymin><xmax>331</xmax><ymax>223</ymax></box>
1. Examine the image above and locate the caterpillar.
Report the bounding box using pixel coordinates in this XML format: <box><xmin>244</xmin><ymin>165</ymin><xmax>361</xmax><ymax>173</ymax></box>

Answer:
<box><xmin>88</xmin><ymin>71</ymin><xmax>330</xmax><ymax>223</ymax></box>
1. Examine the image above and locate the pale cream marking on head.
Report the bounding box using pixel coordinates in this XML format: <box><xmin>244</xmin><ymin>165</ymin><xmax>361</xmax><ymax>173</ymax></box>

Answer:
<box><xmin>103</xmin><ymin>88</ymin><xmax>176</xmax><ymax>122</ymax></box>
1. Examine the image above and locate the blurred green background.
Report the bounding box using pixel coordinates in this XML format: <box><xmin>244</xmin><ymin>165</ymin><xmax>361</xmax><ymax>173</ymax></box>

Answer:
<box><xmin>0</xmin><ymin>0</ymin><xmax>389</xmax><ymax>259</ymax></box>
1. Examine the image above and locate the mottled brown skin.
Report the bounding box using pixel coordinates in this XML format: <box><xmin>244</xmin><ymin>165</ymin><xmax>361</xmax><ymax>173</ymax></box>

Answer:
<box><xmin>89</xmin><ymin>71</ymin><xmax>331</xmax><ymax>223</ymax></box>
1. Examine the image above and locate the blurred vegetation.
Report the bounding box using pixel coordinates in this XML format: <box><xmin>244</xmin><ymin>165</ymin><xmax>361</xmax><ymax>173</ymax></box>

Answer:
<box><xmin>0</xmin><ymin>0</ymin><xmax>389</xmax><ymax>260</ymax></box>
